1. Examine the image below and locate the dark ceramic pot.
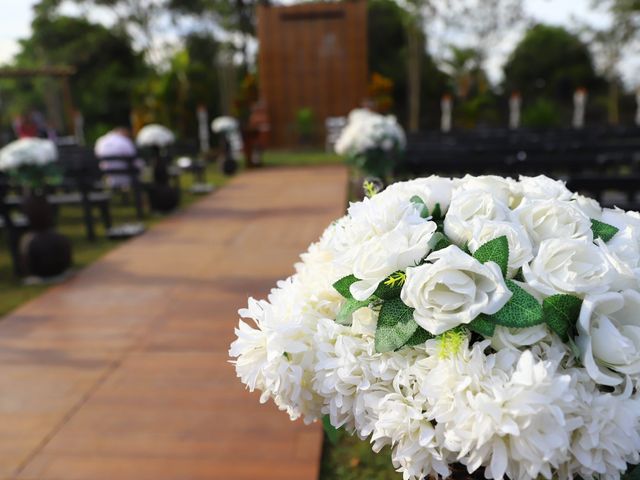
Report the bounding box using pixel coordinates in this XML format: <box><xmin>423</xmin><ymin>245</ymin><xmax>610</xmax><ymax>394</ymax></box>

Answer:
<box><xmin>20</xmin><ymin>230</ymin><xmax>72</xmax><ymax>278</ymax></box>
<box><xmin>147</xmin><ymin>184</ymin><xmax>179</xmax><ymax>213</ymax></box>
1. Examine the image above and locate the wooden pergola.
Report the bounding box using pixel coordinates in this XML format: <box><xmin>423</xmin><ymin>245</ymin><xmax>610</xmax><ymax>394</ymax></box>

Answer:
<box><xmin>0</xmin><ymin>65</ymin><xmax>77</xmax><ymax>134</ymax></box>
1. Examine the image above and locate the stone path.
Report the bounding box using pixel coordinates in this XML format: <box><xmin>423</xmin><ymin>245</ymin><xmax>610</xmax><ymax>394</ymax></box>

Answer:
<box><xmin>0</xmin><ymin>165</ymin><xmax>348</xmax><ymax>480</ymax></box>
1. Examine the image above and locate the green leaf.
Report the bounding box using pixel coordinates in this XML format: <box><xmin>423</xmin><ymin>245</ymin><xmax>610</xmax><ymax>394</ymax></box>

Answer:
<box><xmin>489</xmin><ymin>280</ymin><xmax>544</xmax><ymax>328</ymax></box>
<box><xmin>404</xmin><ymin>326</ymin><xmax>435</xmax><ymax>347</ymax></box>
<box><xmin>473</xmin><ymin>235</ymin><xmax>509</xmax><ymax>277</ymax></box>
<box><xmin>591</xmin><ymin>219</ymin><xmax>619</xmax><ymax>242</ymax></box>
<box><xmin>322</xmin><ymin>415</ymin><xmax>341</xmax><ymax>445</ymax></box>
<box><xmin>623</xmin><ymin>464</ymin><xmax>640</xmax><ymax>480</ymax></box>
<box><xmin>410</xmin><ymin>195</ymin><xmax>430</xmax><ymax>218</ymax></box>
<box><xmin>431</xmin><ymin>202</ymin><xmax>443</xmax><ymax>221</ymax></box>
<box><xmin>375</xmin><ymin>297</ymin><xmax>419</xmax><ymax>353</ymax></box>
<box><xmin>467</xmin><ymin>315</ymin><xmax>496</xmax><ymax>337</ymax></box>
<box><xmin>333</xmin><ymin>274</ymin><xmax>359</xmax><ymax>299</ymax></box>
<box><xmin>428</xmin><ymin>232</ymin><xmax>452</xmax><ymax>252</ymax></box>
<box><xmin>543</xmin><ymin>294</ymin><xmax>582</xmax><ymax>342</ymax></box>
<box><xmin>336</xmin><ymin>298</ymin><xmax>370</xmax><ymax>325</ymax></box>
<box><xmin>374</xmin><ymin>271</ymin><xmax>406</xmax><ymax>300</ymax></box>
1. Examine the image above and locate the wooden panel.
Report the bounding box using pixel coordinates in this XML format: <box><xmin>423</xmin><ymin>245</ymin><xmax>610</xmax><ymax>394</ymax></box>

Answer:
<box><xmin>257</xmin><ymin>1</ymin><xmax>368</xmax><ymax>148</ymax></box>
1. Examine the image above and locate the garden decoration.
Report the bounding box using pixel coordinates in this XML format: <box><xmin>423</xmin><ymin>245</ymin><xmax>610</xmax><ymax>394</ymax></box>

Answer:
<box><xmin>231</xmin><ymin>174</ymin><xmax>640</xmax><ymax>480</ymax></box>
<box><xmin>211</xmin><ymin>116</ymin><xmax>240</xmax><ymax>176</ymax></box>
<box><xmin>335</xmin><ymin>108</ymin><xmax>406</xmax><ymax>180</ymax></box>
<box><xmin>136</xmin><ymin>124</ymin><xmax>179</xmax><ymax>212</ymax></box>
<box><xmin>0</xmin><ymin>138</ymin><xmax>71</xmax><ymax>277</ymax></box>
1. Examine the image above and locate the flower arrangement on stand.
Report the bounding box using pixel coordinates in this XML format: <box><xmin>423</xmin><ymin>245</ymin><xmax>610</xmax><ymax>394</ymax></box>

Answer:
<box><xmin>335</xmin><ymin>108</ymin><xmax>406</xmax><ymax>181</ymax></box>
<box><xmin>230</xmin><ymin>174</ymin><xmax>640</xmax><ymax>480</ymax></box>
<box><xmin>211</xmin><ymin>116</ymin><xmax>241</xmax><ymax>175</ymax></box>
<box><xmin>136</xmin><ymin>124</ymin><xmax>179</xmax><ymax>212</ymax></box>
<box><xmin>0</xmin><ymin>138</ymin><xmax>71</xmax><ymax>278</ymax></box>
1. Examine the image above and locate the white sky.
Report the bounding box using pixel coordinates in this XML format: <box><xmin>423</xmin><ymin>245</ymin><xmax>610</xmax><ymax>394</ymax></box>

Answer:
<box><xmin>0</xmin><ymin>0</ymin><xmax>637</xmax><ymax>86</ymax></box>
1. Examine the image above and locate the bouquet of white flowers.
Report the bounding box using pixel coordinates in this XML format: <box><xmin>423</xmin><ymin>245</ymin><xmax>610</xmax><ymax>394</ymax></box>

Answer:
<box><xmin>230</xmin><ymin>174</ymin><xmax>640</xmax><ymax>480</ymax></box>
<box><xmin>0</xmin><ymin>138</ymin><xmax>60</xmax><ymax>189</ymax></box>
<box><xmin>211</xmin><ymin>116</ymin><xmax>239</xmax><ymax>134</ymax></box>
<box><xmin>335</xmin><ymin>109</ymin><xmax>406</xmax><ymax>178</ymax></box>
<box><xmin>136</xmin><ymin>124</ymin><xmax>175</xmax><ymax>148</ymax></box>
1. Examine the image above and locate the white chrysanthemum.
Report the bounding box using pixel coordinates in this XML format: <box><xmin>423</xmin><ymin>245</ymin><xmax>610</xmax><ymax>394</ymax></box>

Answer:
<box><xmin>0</xmin><ymin>138</ymin><xmax>57</xmax><ymax>170</ymax></box>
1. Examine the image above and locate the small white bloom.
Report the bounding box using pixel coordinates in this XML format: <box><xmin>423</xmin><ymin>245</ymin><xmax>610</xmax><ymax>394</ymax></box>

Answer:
<box><xmin>457</xmin><ymin>175</ymin><xmax>521</xmax><ymax>207</ymax></box>
<box><xmin>576</xmin><ymin>290</ymin><xmax>640</xmax><ymax>386</ymax></box>
<box><xmin>401</xmin><ymin>246</ymin><xmax>511</xmax><ymax>335</ymax></box>
<box><xmin>523</xmin><ymin>239</ymin><xmax>615</xmax><ymax>297</ymax></box>
<box><xmin>211</xmin><ymin>116</ymin><xmax>238</xmax><ymax>133</ymax></box>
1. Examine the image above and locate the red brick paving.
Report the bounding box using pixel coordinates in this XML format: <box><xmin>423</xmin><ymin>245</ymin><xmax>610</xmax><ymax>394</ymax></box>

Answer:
<box><xmin>0</xmin><ymin>165</ymin><xmax>347</xmax><ymax>480</ymax></box>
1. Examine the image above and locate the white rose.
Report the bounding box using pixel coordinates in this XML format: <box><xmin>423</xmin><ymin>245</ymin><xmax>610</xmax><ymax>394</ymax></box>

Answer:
<box><xmin>572</xmin><ymin>193</ymin><xmax>602</xmax><ymax>218</ymax></box>
<box><xmin>467</xmin><ymin>219</ymin><xmax>534</xmax><ymax>278</ymax></box>
<box><xmin>349</xmin><ymin>221</ymin><xmax>437</xmax><ymax>300</ymax></box>
<box><xmin>491</xmin><ymin>324</ymin><xmax>550</xmax><ymax>351</ymax></box>
<box><xmin>444</xmin><ymin>190</ymin><xmax>512</xmax><ymax>245</ymax></box>
<box><xmin>518</xmin><ymin>175</ymin><xmax>572</xmax><ymax>201</ymax></box>
<box><xmin>383</xmin><ymin>176</ymin><xmax>455</xmax><ymax>213</ymax></box>
<box><xmin>523</xmin><ymin>239</ymin><xmax>615</xmax><ymax>297</ymax></box>
<box><xmin>457</xmin><ymin>175</ymin><xmax>520</xmax><ymax>207</ymax></box>
<box><xmin>400</xmin><ymin>245</ymin><xmax>512</xmax><ymax>335</ymax></box>
<box><xmin>514</xmin><ymin>199</ymin><xmax>593</xmax><ymax>251</ymax></box>
<box><xmin>576</xmin><ymin>290</ymin><xmax>640</xmax><ymax>386</ymax></box>
<box><xmin>597</xmin><ymin>209</ymin><xmax>640</xmax><ymax>290</ymax></box>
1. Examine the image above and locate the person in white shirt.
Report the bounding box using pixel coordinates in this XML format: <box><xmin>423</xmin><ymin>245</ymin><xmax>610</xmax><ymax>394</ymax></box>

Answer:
<box><xmin>94</xmin><ymin>127</ymin><xmax>144</xmax><ymax>188</ymax></box>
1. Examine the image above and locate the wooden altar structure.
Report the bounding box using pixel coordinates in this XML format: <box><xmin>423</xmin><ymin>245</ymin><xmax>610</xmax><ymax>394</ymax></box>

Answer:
<box><xmin>256</xmin><ymin>0</ymin><xmax>368</xmax><ymax>147</ymax></box>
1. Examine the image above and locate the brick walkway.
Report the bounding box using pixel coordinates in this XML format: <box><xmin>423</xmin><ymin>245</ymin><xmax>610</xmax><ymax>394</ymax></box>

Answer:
<box><xmin>0</xmin><ymin>165</ymin><xmax>347</xmax><ymax>480</ymax></box>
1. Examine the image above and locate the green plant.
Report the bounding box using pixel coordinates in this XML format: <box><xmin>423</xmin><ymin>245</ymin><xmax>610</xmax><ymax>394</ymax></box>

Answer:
<box><xmin>521</xmin><ymin>98</ymin><xmax>562</xmax><ymax>128</ymax></box>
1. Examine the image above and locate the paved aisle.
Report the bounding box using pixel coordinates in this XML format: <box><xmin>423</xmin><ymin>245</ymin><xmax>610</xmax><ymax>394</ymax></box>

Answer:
<box><xmin>0</xmin><ymin>165</ymin><xmax>348</xmax><ymax>480</ymax></box>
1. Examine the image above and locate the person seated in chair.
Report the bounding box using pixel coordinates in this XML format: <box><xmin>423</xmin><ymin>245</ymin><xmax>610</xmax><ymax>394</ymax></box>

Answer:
<box><xmin>95</xmin><ymin>127</ymin><xmax>145</xmax><ymax>189</ymax></box>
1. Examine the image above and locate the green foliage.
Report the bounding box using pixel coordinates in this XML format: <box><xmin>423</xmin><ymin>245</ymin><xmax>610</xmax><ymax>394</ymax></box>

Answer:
<box><xmin>543</xmin><ymin>294</ymin><xmax>582</xmax><ymax>342</ymax></box>
<box><xmin>472</xmin><ymin>235</ymin><xmax>509</xmax><ymax>277</ymax></box>
<box><xmin>333</xmin><ymin>275</ymin><xmax>359</xmax><ymax>299</ymax></box>
<box><xmin>467</xmin><ymin>315</ymin><xmax>497</xmax><ymax>337</ymax></box>
<box><xmin>591</xmin><ymin>219</ymin><xmax>620</xmax><ymax>242</ymax></box>
<box><xmin>336</xmin><ymin>298</ymin><xmax>371</xmax><ymax>326</ymax></box>
<box><xmin>504</xmin><ymin>24</ymin><xmax>601</xmax><ymax>102</ymax></box>
<box><xmin>374</xmin><ymin>297</ymin><xmax>419</xmax><ymax>353</ymax></box>
<box><xmin>623</xmin><ymin>464</ymin><xmax>640</xmax><ymax>480</ymax></box>
<box><xmin>404</xmin><ymin>326</ymin><xmax>434</xmax><ymax>347</ymax></box>
<box><xmin>374</xmin><ymin>272</ymin><xmax>406</xmax><ymax>300</ymax></box>
<box><xmin>489</xmin><ymin>280</ymin><xmax>545</xmax><ymax>328</ymax></box>
<box><xmin>322</xmin><ymin>415</ymin><xmax>341</xmax><ymax>445</ymax></box>
<box><xmin>521</xmin><ymin>98</ymin><xmax>562</xmax><ymax>128</ymax></box>
<box><xmin>9</xmin><ymin>164</ymin><xmax>62</xmax><ymax>191</ymax></box>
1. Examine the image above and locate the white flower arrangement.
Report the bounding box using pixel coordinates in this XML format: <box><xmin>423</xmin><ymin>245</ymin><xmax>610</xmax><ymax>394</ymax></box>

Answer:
<box><xmin>211</xmin><ymin>116</ymin><xmax>239</xmax><ymax>134</ymax></box>
<box><xmin>230</xmin><ymin>174</ymin><xmax>640</xmax><ymax>480</ymax></box>
<box><xmin>135</xmin><ymin>124</ymin><xmax>175</xmax><ymax>148</ymax></box>
<box><xmin>0</xmin><ymin>138</ymin><xmax>57</xmax><ymax>171</ymax></box>
<box><xmin>335</xmin><ymin>109</ymin><xmax>406</xmax><ymax>178</ymax></box>
<box><xmin>0</xmin><ymin>138</ymin><xmax>60</xmax><ymax>189</ymax></box>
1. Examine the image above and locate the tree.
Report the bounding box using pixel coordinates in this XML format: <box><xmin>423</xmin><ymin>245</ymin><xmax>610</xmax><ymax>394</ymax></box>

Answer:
<box><xmin>503</xmin><ymin>25</ymin><xmax>602</xmax><ymax>103</ymax></box>
<box><xmin>8</xmin><ymin>10</ymin><xmax>147</xmax><ymax>141</ymax></box>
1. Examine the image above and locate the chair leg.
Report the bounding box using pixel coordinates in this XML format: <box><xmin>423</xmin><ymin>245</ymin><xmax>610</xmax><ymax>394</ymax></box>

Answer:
<box><xmin>99</xmin><ymin>202</ymin><xmax>112</xmax><ymax>230</ymax></box>
<box><xmin>81</xmin><ymin>194</ymin><xmax>95</xmax><ymax>241</ymax></box>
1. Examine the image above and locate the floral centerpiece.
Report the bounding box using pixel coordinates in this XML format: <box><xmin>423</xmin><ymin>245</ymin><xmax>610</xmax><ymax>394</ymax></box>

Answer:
<box><xmin>211</xmin><ymin>116</ymin><xmax>239</xmax><ymax>134</ymax></box>
<box><xmin>135</xmin><ymin>124</ymin><xmax>175</xmax><ymax>148</ymax></box>
<box><xmin>0</xmin><ymin>138</ymin><xmax>60</xmax><ymax>190</ymax></box>
<box><xmin>335</xmin><ymin>108</ymin><xmax>406</xmax><ymax>179</ymax></box>
<box><xmin>230</xmin><ymin>174</ymin><xmax>640</xmax><ymax>480</ymax></box>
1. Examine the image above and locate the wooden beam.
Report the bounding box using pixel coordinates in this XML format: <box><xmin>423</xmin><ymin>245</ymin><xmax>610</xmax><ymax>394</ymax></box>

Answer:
<box><xmin>0</xmin><ymin>66</ymin><xmax>76</xmax><ymax>79</ymax></box>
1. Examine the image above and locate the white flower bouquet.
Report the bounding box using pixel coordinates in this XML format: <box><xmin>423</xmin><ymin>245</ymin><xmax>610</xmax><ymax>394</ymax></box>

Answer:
<box><xmin>230</xmin><ymin>174</ymin><xmax>640</xmax><ymax>480</ymax></box>
<box><xmin>335</xmin><ymin>109</ymin><xmax>406</xmax><ymax>178</ymax></box>
<box><xmin>211</xmin><ymin>116</ymin><xmax>239</xmax><ymax>134</ymax></box>
<box><xmin>0</xmin><ymin>138</ymin><xmax>61</xmax><ymax>189</ymax></box>
<box><xmin>135</xmin><ymin>124</ymin><xmax>175</xmax><ymax>148</ymax></box>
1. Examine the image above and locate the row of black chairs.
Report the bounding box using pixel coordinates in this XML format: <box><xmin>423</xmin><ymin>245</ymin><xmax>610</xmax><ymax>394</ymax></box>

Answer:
<box><xmin>0</xmin><ymin>141</ymin><xmax>203</xmax><ymax>276</ymax></box>
<box><xmin>397</xmin><ymin>126</ymin><xmax>640</xmax><ymax>211</ymax></box>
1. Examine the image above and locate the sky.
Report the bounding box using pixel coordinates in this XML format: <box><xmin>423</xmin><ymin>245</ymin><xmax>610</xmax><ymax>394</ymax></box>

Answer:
<box><xmin>0</xmin><ymin>0</ymin><xmax>637</xmax><ymax>86</ymax></box>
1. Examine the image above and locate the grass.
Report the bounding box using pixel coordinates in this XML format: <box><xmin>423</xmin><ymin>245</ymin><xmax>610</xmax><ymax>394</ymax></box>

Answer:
<box><xmin>320</xmin><ymin>431</ymin><xmax>400</xmax><ymax>480</ymax></box>
<box><xmin>0</xmin><ymin>164</ymin><xmax>228</xmax><ymax>317</ymax></box>
<box><xmin>262</xmin><ymin>149</ymin><xmax>342</xmax><ymax>166</ymax></box>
